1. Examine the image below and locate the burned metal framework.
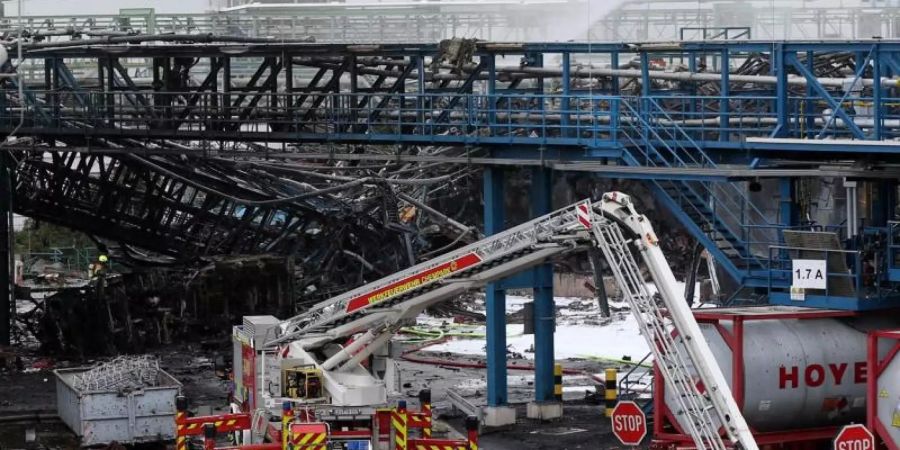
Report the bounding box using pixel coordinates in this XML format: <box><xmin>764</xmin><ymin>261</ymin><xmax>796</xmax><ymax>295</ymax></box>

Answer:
<box><xmin>3</xmin><ymin>36</ymin><xmax>900</xmax><ymax>344</ymax></box>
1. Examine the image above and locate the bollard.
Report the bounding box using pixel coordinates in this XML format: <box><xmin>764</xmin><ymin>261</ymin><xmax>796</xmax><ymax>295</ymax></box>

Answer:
<box><xmin>554</xmin><ymin>363</ymin><xmax>564</xmax><ymax>402</ymax></box>
<box><xmin>604</xmin><ymin>368</ymin><xmax>617</xmax><ymax>418</ymax></box>
<box><xmin>418</xmin><ymin>389</ymin><xmax>432</xmax><ymax>439</ymax></box>
<box><xmin>393</xmin><ymin>400</ymin><xmax>408</xmax><ymax>450</ymax></box>
<box><xmin>465</xmin><ymin>415</ymin><xmax>479</xmax><ymax>450</ymax></box>
<box><xmin>203</xmin><ymin>423</ymin><xmax>217</xmax><ymax>450</ymax></box>
<box><xmin>282</xmin><ymin>401</ymin><xmax>294</xmax><ymax>450</ymax></box>
<box><xmin>175</xmin><ymin>395</ymin><xmax>188</xmax><ymax>450</ymax></box>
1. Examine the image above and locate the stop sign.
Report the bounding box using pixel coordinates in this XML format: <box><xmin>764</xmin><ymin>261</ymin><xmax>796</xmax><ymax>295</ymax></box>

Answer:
<box><xmin>834</xmin><ymin>424</ymin><xmax>874</xmax><ymax>450</ymax></box>
<box><xmin>611</xmin><ymin>401</ymin><xmax>647</xmax><ymax>446</ymax></box>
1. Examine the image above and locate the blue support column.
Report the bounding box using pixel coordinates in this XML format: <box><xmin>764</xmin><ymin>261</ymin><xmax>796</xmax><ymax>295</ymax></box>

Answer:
<box><xmin>874</xmin><ymin>45</ymin><xmax>883</xmax><ymax>140</ymax></box>
<box><xmin>416</xmin><ymin>56</ymin><xmax>426</xmax><ymax>133</ymax></box>
<box><xmin>805</xmin><ymin>51</ymin><xmax>815</xmax><ymax>139</ymax></box>
<box><xmin>720</xmin><ymin>48</ymin><xmax>730</xmax><ymax>142</ymax></box>
<box><xmin>561</xmin><ymin>53</ymin><xmax>571</xmax><ymax>137</ymax></box>
<box><xmin>779</xmin><ymin>178</ymin><xmax>795</xmax><ymax>229</ymax></box>
<box><xmin>640</xmin><ymin>52</ymin><xmax>651</xmax><ymax>98</ymax></box>
<box><xmin>773</xmin><ymin>44</ymin><xmax>789</xmax><ymax>137</ymax></box>
<box><xmin>611</xmin><ymin>51</ymin><xmax>620</xmax><ymax>95</ymax></box>
<box><xmin>687</xmin><ymin>52</ymin><xmax>697</xmax><ymax>117</ymax></box>
<box><xmin>530</xmin><ymin>167</ymin><xmax>556</xmax><ymax>402</ymax></box>
<box><xmin>487</xmin><ymin>54</ymin><xmax>496</xmax><ymax>136</ymax></box>
<box><xmin>484</xmin><ymin>166</ymin><xmax>508</xmax><ymax>407</ymax></box>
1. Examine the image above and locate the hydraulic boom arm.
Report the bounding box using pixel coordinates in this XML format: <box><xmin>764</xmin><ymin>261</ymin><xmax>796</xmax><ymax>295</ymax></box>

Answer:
<box><xmin>260</xmin><ymin>192</ymin><xmax>758</xmax><ymax>450</ymax></box>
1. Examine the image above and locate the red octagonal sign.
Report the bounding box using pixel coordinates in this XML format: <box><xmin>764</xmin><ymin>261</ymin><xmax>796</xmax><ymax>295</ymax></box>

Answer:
<box><xmin>834</xmin><ymin>424</ymin><xmax>874</xmax><ymax>450</ymax></box>
<box><xmin>611</xmin><ymin>401</ymin><xmax>647</xmax><ymax>446</ymax></box>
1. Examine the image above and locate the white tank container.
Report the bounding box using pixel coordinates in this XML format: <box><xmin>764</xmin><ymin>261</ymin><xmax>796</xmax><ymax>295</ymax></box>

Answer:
<box><xmin>664</xmin><ymin>316</ymin><xmax>897</xmax><ymax>432</ymax></box>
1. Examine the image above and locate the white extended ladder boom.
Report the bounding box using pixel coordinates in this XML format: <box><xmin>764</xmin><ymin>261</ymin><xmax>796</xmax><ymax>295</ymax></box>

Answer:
<box><xmin>264</xmin><ymin>192</ymin><xmax>759</xmax><ymax>450</ymax></box>
<box><xmin>593</xmin><ymin>192</ymin><xmax>758</xmax><ymax>450</ymax></box>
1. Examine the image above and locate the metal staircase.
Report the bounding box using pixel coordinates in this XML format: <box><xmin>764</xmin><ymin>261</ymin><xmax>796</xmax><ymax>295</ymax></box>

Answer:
<box><xmin>619</xmin><ymin>97</ymin><xmax>779</xmax><ymax>285</ymax></box>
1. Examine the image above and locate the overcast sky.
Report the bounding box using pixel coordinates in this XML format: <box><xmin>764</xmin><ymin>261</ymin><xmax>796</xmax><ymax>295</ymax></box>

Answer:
<box><xmin>2</xmin><ymin>0</ymin><xmax>210</xmax><ymax>15</ymax></box>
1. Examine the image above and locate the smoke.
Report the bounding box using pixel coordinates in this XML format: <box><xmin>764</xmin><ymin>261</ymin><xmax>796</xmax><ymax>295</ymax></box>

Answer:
<box><xmin>4</xmin><ymin>0</ymin><xmax>209</xmax><ymax>15</ymax></box>
<box><xmin>462</xmin><ymin>0</ymin><xmax>625</xmax><ymax>42</ymax></box>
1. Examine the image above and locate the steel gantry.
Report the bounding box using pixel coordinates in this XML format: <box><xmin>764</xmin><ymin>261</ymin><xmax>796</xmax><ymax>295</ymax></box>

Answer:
<box><xmin>6</xmin><ymin>38</ymin><xmax>900</xmax><ymax>293</ymax></box>
<box><xmin>6</xmin><ymin>36</ymin><xmax>900</xmax><ymax>405</ymax></box>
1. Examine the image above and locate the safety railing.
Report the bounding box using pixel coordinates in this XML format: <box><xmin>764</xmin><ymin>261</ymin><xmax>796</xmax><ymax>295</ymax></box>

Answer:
<box><xmin>0</xmin><ymin>90</ymin><xmax>621</xmax><ymax>147</ymax></box>
<box><xmin>888</xmin><ymin>221</ymin><xmax>900</xmax><ymax>278</ymax></box>
<box><xmin>618</xmin><ymin>97</ymin><xmax>779</xmax><ymax>273</ymax></box>
<box><xmin>6</xmin><ymin>88</ymin><xmax>900</xmax><ymax>146</ymax></box>
<box><xmin>650</xmin><ymin>93</ymin><xmax>900</xmax><ymax>142</ymax></box>
<box><xmin>766</xmin><ymin>245</ymin><xmax>868</xmax><ymax>299</ymax></box>
<box><xmin>649</xmin><ymin>94</ymin><xmax>900</xmax><ymax>142</ymax></box>
<box><xmin>23</xmin><ymin>246</ymin><xmax>99</xmax><ymax>275</ymax></box>
<box><xmin>646</xmin><ymin>96</ymin><xmax>782</xmax><ymax>253</ymax></box>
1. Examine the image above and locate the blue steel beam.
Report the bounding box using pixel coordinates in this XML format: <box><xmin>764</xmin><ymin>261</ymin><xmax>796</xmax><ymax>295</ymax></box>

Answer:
<box><xmin>483</xmin><ymin>165</ymin><xmax>508</xmax><ymax>407</ymax></box>
<box><xmin>530</xmin><ymin>167</ymin><xmax>555</xmax><ymax>403</ymax></box>
<box><xmin>785</xmin><ymin>52</ymin><xmax>866</xmax><ymax>140</ymax></box>
<box><xmin>772</xmin><ymin>43</ymin><xmax>788</xmax><ymax>138</ymax></box>
<box><xmin>874</xmin><ymin>46</ymin><xmax>884</xmax><ymax>140</ymax></box>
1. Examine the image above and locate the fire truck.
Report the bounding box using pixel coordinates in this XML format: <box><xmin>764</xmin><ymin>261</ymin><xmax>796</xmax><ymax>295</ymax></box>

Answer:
<box><xmin>223</xmin><ymin>192</ymin><xmax>758</xmax><ymax>450</ymax></box>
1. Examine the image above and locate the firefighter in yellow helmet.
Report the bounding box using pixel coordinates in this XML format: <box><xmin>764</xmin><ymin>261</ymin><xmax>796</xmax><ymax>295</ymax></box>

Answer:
<box><xmin>91</xmin><ymin>254</ymin><xmax>109</xmax><ymax>279</ymax></box>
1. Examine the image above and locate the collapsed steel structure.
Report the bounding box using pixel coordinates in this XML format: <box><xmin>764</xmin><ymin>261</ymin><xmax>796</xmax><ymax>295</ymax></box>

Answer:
<box><xmin>3</xmin><ymin>33</ymin><xmax>900</xmax><ymax>349</ymax></box>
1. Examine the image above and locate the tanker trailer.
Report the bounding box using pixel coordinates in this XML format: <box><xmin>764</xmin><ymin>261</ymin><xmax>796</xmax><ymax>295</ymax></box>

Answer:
<box><xmin>657</xmin><ymin>307</ymin><xmax>900</xmax><ymax>446</ymax></box>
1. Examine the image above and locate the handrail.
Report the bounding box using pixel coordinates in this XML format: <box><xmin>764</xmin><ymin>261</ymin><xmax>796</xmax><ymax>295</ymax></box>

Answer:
<box><xmin>766</xmin><ymin>244</ymin><xmax>866</xmax><ymax>298</ymax></box>
<box><xmin>619</xmin><ymin>99</ymin><xmax>770</xmax><ymax>270</ymax></box>
<box><xmin>642</xmin><ymin>97</ymin><xmax>776</xmax><ymax>234</ymax></box>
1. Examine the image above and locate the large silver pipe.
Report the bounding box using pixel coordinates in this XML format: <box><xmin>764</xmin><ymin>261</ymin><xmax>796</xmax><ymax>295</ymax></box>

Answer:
<box><xmin>320</xmin><ymin>328</ymin><xmax>378</xmax><ymax>371</ymax></box>
<box><xmin>338</xmin><ymin>330</ymin><xmax>393</xmax><ymax>372</ymax></box>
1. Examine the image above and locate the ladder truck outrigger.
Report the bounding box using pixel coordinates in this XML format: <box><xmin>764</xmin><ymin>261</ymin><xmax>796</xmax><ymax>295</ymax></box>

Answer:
<box><xmin>230</xmin><ymin>192</ymin><xmax>760</xmax><ymax>450</ymax></box>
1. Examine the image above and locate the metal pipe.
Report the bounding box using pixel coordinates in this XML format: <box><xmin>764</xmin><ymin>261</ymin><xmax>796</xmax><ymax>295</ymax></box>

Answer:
<box><xmin>320</xmin><ymin>328</ymin><xmax>378</xmax><ymax>371</ymax></box>
<box><xmin>338</xmin><ymin>330</ymin><xmax>393</xmax><ymax>372</ymax></box>
<box><xmin>397</xmin><ymin>192</ymin><xmax>479</xmax><ymax>239</ymax></box>
<box><xmin>18</xmin><ymin>33</ymin><xmax>315</xmax><ymax>51</ymax></box>
<box><xmin>846</xmin><ymin>180</ymin><xmax>858</xmax><ymax>238</ymax></box>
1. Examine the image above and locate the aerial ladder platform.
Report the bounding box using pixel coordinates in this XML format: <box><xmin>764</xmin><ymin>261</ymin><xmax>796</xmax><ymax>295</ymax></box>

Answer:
<box><xmin>234</xmin><ymin>192</ymin><xmax>759</xmax><ymax>450</ymax></box>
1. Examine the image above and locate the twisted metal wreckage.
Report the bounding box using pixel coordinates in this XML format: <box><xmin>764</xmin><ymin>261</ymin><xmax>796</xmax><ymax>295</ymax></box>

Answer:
<box><xmin>5</xmin><ymin>35</ymin><xmax>489</xmax><ymax>355</ymax></box>
<box><xmin>5</xmin><ymin>32</ymin><xmax>866</xmax><ymax>354</ymax></box>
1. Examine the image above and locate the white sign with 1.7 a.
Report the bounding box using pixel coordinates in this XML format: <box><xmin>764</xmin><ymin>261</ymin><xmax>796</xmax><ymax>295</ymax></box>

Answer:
<box><xmin>792</xmin><ymin>259</ymin><xmax>827</xmax><ymax>289</ymax></box>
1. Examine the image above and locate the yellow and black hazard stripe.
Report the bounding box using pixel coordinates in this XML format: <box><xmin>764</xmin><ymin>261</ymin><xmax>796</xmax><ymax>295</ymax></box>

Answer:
<box><xmin>175</xmin><ymin>411</ymin><xmax>188</xmax><ymax>450</ymax></box>
<box><xmin>292</xmin><ymin>431</ymin><xmax>327</xmax><ymax>450</ymax></box>
<box><xmin>554</xmin><ymin>364</ymin><xmax>563</xmax><ymax>401</ymax></box>
<box><xmin>419</xmin><ymin>389</ymin><xmax>433</xmax><ymax>439</ymax></box>
<box><xmin>412</xmin><ymin>445</ymin><xmax>467</xmax><ymax>450</ymax></box>
<box><xmin>175</xmin><ymin>396</ymin><xmax>188</xmax><ymax>450</ymax></box>
<box><xmin>604</xmin><ymin>368</ymin><xmax>617</xmax><ymax>418</ymax></box>
<box><xmin>393</xmin><ymin>409</ymin><xmax>408</xmax><ymax>450</ymax></box>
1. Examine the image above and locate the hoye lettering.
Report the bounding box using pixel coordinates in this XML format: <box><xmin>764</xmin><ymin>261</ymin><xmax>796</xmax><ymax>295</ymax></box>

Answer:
<box><xmin>778</xmin><ymin>362</ymin><xmax>867</xmax><ymax>389</ymax></box>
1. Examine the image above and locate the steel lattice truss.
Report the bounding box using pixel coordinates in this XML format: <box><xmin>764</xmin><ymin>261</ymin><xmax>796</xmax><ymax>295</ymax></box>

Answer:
<box><xmin>14</xmin><ymin>147</ymin><xmax>479</xmax><ymax>300</ymax></box>
<box><xmin>4</xmin><ymin>35</ymin><xmax>900</xmax><ymax>296</ymax></box>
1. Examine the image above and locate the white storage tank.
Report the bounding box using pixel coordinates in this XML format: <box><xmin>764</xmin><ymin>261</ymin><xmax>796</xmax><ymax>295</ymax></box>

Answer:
<box><xmin>661</xmin><ymin>308</ymin><xmax>899</xmax><ymax>433</ymax></box>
